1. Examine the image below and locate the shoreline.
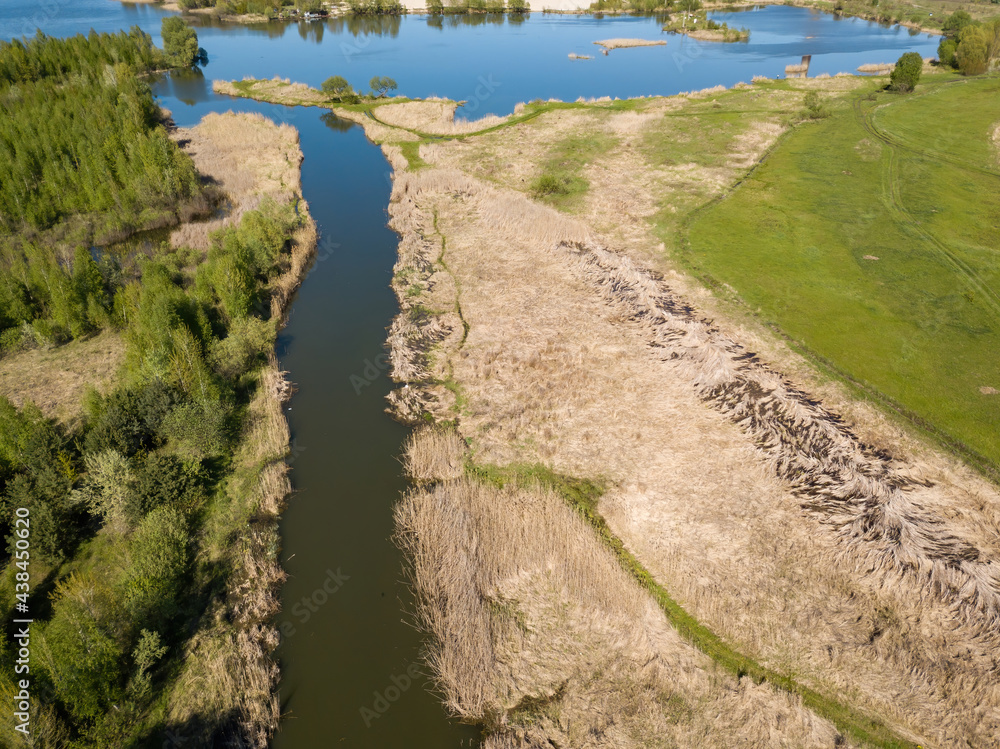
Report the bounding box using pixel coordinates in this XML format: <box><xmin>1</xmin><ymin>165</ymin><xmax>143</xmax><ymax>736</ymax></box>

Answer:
<box><xmin>111</xmin><ymin>0</ymin><xmax>949</xmax><ymax>36</ymax></box>
<box><xmin>162</xmin><ymin>111</ymin><xmax>316</xmax><ymax>747</ymax></box>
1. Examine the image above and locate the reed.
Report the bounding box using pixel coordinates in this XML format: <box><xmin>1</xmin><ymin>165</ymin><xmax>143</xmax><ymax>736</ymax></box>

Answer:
<box><xmin>395</xmin><ymin>430</ymin><xmax>852</xmax><ymax>747</ymax></box>
<box><xmin>594</xmin><ymin>38</ymin><xmax>667</xmax><ymax>50</ymax></box>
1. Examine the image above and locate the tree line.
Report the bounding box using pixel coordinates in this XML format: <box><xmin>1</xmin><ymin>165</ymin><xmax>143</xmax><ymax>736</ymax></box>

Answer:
<box><xmin>938</xmin><ymin>10</ymin><xmax>1000</xmax><ymax>75</ymax></box>
<box><xmin>0</xmin><ymin>196</ymin><xmax>304</xmax><ymax>746</ymax></box>
<box><xmin>0</xmin><ymin>26</ymin><xmax>207</xmax><ymax>352</ymax></box>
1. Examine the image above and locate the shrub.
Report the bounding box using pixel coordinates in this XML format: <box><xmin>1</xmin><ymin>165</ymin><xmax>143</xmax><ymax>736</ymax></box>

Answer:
<box><xmin>802</xmin><ymin>91</ymin><xmax>831</xmax><ymax>118</ymax></box>
<box><xmin>84</xmin><ymin>379</ymin><xmax>179</xmax><ymax>457</ymax></box>
<box><xmin>118</xmin><ymin>506</ymin><xmax>190</xmax><ymax>629</ymax></box>
<box><xmin>938</xmin><ymin>37</ymin><xmax>958</xmax><ymax>67</ymax></box>
<box><xmin>132</xmin><ymin>453</ymin><xmax>205</xmax><ymax>517</ymax></box>
<box><xmin>956</xmin><ymin>25</ymin><xmax>990</xmax><ymax>75</ymax></box>
<box><xmin>2</xmin><ymin>471</ymin><xmax>78</xmax><ymax>563</ymax></box>
<box><xmin>942</xmin><ymin>10</ymin><xmax>973</xmax><ymax>35</ymax></box>
<box><xmin>507</xmin><ymin>0</ymin><xmax>529</xmax><ymax>10</ymax></box>
<box><xmin>160</xmin><ymin>401</ymin><xmax>228</xmax><ymax>458</ymax></box>
<box><xmin>889</xmin><ymin>51</ymin><xmax>922</xmax><ymax>92</ymax></box>
<box><xmin>530</xmin><ymin>174</ymin><xmax>570</xmax><ymax>198</ymax></box>
<box><xmin>40</xmin><ymin>585</ymin><xmax>125</xmax><ymax>722</ymax></box>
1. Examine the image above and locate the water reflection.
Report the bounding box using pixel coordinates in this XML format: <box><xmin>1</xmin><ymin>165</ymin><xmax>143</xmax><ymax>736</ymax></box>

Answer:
<box><xmin>151</xmin><ymin>67</ymin><xmax>214</xmax><ymax>107</ymax></box>
<box><xmin>320</xmin><ymin>110</ymin><xmax>354</xmax><ymax>132</ymax></box>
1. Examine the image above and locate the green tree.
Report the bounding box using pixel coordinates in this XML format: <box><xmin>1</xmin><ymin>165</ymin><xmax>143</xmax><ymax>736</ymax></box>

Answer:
<box><xmin>118</xmin><ymin>506</ymin><xmax>191</xmax><ymax>628</ymax></box>
<box><xmin>321</xmin><ymin>75</ymin><xmax>354</xmax><ymax>101</ymax></box>
<box><xmin>937</xmin><ymin>37</ymin><xmax>958</xmax><ymax>68</ymax></box>
<box><xmin>161</xmin><ymin>17</ymin><xmax>199</xmax><ymax>68</ymax></box>
<box><xmin>889</xmin><ymin>51</ymin><xmax>922</xmax><ymax>92</ymax></box>
<box><xmin>39</xmin><ymin>577</ymin><xmax>125</xmax><ymax>722</ymax></box>
<box><xmin>956</xmin><ymin>24</ymin><xmax>990</xmax><ymax>75</ymax></box>
<box><xmin>369</xmin><ymin>75</ymin><xmax>398</xmax><ymax>98</ymax></box>
<box><xmin>942</xmin><ymin>10</ymin><xmax>973</xmax><ymax>35</ymax></box>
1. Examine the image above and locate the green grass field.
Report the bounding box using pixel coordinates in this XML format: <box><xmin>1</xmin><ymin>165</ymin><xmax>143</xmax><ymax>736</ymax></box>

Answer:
<box><xmin>685</xmin><ymin>75</ymin><xmax>1000</xmax><ymax>473</ymax></box>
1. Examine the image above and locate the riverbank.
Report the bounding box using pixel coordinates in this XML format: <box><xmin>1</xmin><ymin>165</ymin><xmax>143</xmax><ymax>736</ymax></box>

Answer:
<box><xmin>155</xmin><ymin>112</ymin><xmax>315</xmax><ymax>747</ymax></box>
<box><xmin>345</xmin><ymin>78</ymin><xmax>997</xmax><ymax>746</ymax></box>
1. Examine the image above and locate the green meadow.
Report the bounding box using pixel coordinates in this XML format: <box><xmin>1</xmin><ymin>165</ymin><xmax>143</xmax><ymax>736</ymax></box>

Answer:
<box><xmin>686</xmin><ymin>75</ymin><xmax>1000</xmax><ymax>473</ymax></box>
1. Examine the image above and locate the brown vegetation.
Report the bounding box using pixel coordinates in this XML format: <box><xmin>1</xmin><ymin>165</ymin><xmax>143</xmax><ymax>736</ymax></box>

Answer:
<box><xmin>364</xmin><ymin>84</ymin><xmax>1000</xmax><ymax>746</ymax></box>
<box><xmin>594</xmin><ymin>38</ymin><xmax>667</xmax><ymax>50</ymax></box>
<box><xmin>397</xmin><ymin>429</ymin><xmax>856</xmax><ymax>748</ymax></box>
<box><xmin>170</xmin><ymin>111</ymin><xmax>304</xmax><ymax>251</ymax></box>
<box><xmin>373</xmin><ymin>99</ymin><xmax>509</xmax><ymax>135</ymax></box>
<box><xmin>0</xmin><ymin>331</ymin><xmax>123</xmax><ymax>426</ymax></box>
<box><xmin>857</xmin><ymin>63</ymin><xmax>895</xmax><ymax>74</ymax></box>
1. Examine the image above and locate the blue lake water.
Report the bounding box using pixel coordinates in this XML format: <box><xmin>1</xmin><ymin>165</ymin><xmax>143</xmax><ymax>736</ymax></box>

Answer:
<box><xmin>0</xmin><ymin>2</ymin><xmax>943</xmax><ymax>747</ymax></box>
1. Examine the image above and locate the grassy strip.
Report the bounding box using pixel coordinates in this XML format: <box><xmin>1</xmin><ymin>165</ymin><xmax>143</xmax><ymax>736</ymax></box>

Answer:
<box><xmin>465</xmin><ymin>460</ymin><xmax>920</xmax><ymax>749</ymax></box>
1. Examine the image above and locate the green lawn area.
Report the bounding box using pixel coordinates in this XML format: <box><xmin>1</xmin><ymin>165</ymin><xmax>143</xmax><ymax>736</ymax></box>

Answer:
<box><xmin>684</xmin><ymin>75</ymin><xmax>1000</xmax><ymax>472</ymax></box>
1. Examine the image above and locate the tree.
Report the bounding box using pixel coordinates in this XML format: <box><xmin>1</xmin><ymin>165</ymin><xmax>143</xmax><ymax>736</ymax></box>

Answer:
<box><xmin>955</xmin><ymin>24</ymin><xmax>990</xmax><ymax>75</ymax></box>
<box><xmin>369</xmin><ymin>75</ymin><xmax>398</xmax><ymax>98</ymax></box>
<box><xmin>889</xmin><ymin>51</ymin><xmax>922</xmax><ymax>92</ymax></box>
<box><xmin>161</xmin><ymin>17</ymin><xmax>199</xmax><ymax>68</ymax></box>
<box><xmin>321</xmin><ymin>75</ymin><xmax>354</xmax><ymax>101</ymax></box>
<box><xmin>937</xmin><ymin>37</ymin><xmax>958</xmax><ymax>67</ymax></box>
<box><xmin>942</xmin><ymin>10</ymin><xmax>973</xmax><ymax>35</ymax></box>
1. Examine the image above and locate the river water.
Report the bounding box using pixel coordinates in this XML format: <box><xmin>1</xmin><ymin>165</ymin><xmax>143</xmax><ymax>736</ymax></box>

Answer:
<box><xmin>0</xmin><ymin>3</ymin><xmax>940</xmax><ymax>747</ymax></box>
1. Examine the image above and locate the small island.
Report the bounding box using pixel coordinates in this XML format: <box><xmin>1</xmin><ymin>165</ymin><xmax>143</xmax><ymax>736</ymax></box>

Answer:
<box><xmin>662</xmin><ymin>4</ymin><xmax>750</xmax><ymax>42</ymax></box>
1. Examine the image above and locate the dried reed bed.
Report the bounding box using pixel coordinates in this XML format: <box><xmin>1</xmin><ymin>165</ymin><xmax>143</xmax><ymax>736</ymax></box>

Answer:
<box><xmin>594</xmin><ymin>38</ymin><xmax>667</xmax><ymax>50</ymax></box>
<box><xmin>785</xmin><ymin>63</ymin><xmax>809</xmax><ymax>74</ymax></box>
<box><xmin>170</xmin><ymin>112</ymin><xmax>303</xmax><ymax>250</ymax></box>
<box><xmin>213</xmin><ymin>77</ymin><xmax>329</xmax><ymax>107</ymax></box>
<box><xmin>396</xmin><ymin>431</ymin><xmax>852</xmax><ymax>747</ymax></box>
<box><xmin>857</xmin><ymin>63</ymin><xmax>894</xmax><ymax>74</ymax></box>
<box><xmin>384</xmin><ymin>152</ymin><xmax>1000</xmax><ymax>744</ymax></box>
<box><xmin>374</xmin><ymin>100</ymin><xmax>509</xmax><ymax>135</ymax></box>
<box><xmin>0</xmin><ymin>331</ymin><xmax>124</xmax><ymax>426</ymax></box>
<box><xmin>568</xmin><ymin>52</ymin><xmax>593</xmax><ymax>59</ymax></box>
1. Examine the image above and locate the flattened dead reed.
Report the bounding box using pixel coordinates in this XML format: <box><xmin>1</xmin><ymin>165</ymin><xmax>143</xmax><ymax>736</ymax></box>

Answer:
<box><xmin>374</xmin><ymin>100</ymin><xmax>509</xmax><ymax>136</ymax></box>
<box><xmin>563</xmin><ymin>240</ymin><xmax>1000</xmax><ymax>644</ymax></box>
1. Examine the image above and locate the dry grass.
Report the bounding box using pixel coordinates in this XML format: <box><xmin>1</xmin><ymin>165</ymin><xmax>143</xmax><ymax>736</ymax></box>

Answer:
<box><xmin>992</xmin><ymin>122</ymin><xmax>1000</xmax><ymax>165</ymax></box>
<box><xmin>857</xmin><ymin>63</ymin><xmax>895</xmax><ymax>74</ymax></box>
<box><xmin>396</xmin><ymin>430</ymin><xmax>854</xmax><ymax>748</ymax></box>
<box><xmin>568</xmin><ymin>52</ymin><xmax>593</xmax><ymax>60</ymax></box>
<box><xmin>170</xmin><ymin>112</ymin><xmax>303</xmax><ymax>251</ymax></box>
<box><xmin>376</xmin><ymin>90</ymin><xmax>1000</xmax><ymax>743</ymax></box>
<box><xmin>785</xmin><ymin>63</ymin><xmax>809</xmax><ymax>74</ymax></box>
<box><xmin>0</xmin><ymin>331</ymin><xmax>123</xmax><ymax>426</ymax></box>
<box><xmin>374</xmin><ymin>100</ymin><xmax>509</xmax><ymax>136</ymax></box>
<box><xmin>402</xmin><ymin>427</ymin><xmax>468</xmax><ymax>483</ymax></box>
<box><xmin>594</xmin><ymin>38</ymin><xmax>667</xmax><ymax>50</ymax></box>
<box><xmin>213</xmin><ymin>77</ymin><xmax>329</xmax><ymax>108</ymax></box>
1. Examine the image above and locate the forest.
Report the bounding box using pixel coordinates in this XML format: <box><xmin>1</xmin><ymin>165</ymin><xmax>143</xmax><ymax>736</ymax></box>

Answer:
<box><xmin>0</xmin><ymin>27</ymin><xmax>306</xmax><ymax>746</ymax></box>
<box><xmin>0</xmin><ymin>28</ymin><xmax>208</xmax><ymax>352</ymax></box>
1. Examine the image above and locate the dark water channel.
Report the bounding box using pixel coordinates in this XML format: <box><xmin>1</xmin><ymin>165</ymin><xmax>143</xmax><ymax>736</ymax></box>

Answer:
<box><xmin>0</xmin><ymin>3</ymin><xmax>944</xmax><ymax>746</ymax></box>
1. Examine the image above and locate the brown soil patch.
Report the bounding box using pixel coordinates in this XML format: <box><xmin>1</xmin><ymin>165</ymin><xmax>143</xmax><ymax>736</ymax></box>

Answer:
<box><xmin>0</xmin><ymin>332</ymin><xmax>124</xmax><ymax>426</ymax></box>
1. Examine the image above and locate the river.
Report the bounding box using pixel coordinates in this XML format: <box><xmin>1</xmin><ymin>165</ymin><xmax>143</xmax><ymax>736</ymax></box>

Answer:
<box><xmin>0</xmin><ymin>3</ymin><xmax>940</xmax><ymax>747</ymax></box>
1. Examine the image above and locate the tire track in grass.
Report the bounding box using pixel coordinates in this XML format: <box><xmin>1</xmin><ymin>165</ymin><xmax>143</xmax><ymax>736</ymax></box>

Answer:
<box><xmin>856</xmin><ymin>96</ymin><xmax>1000</xmax><ymax>319</ymax></box>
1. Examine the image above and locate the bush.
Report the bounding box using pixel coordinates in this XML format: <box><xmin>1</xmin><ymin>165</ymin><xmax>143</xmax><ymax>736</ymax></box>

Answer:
<box><xmin>938</xmin><ymin>37</ymin><xmax>958</xmax><ymax>67</ymax></box>
<box><xmin>84</xmin><ymin>379</ymin><xmax>179</xmax><ymax>457</ymax></box>
<box><xmin>118</xmin><ymin>507</ymin><xmax>190</xmax><ymax>629</ymax></box>
<box><xmin>133</xmin><ymin>453</ymin><xmax>205</xmax><ymax>517</ymax></box>
<box><xmin>889</xmin><ymin>51</ymin><xmax>922</xmax><ymax>92</ymax></box>
<box><xmin>955</xmin><ymin>24</ymin><xmax>991</xmax><ymax>75</ymax></box>
<box><xmin>40</xmin><ymin>584</ymin><xmax>125</xmax><ymax>722</ymax></box>
<box><xmin>942</xmin><ymin>10</ymin><xmax>973</xmax><ymax>35</ymax></box>
<box><xmin>530</xmin><ymin>174</ymin><xmax>570</xmax><ymax>198</ymax></box>
<box><xmin>802</xmin><ymin>91</ymin><xmax>831</xmax><ymax>119</ymax></box>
